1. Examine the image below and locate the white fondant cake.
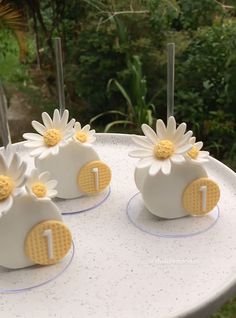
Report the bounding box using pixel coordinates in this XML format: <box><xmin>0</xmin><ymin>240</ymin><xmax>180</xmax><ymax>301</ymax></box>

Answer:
<box><xmin>23</xmin><ymin>109</ymin><xmax>111</xmax><ymax>199</ymax></box>
<box><xmin>129</xmin><ymin>117</ymin><xmax>220</xmax><ymax>219</ymax></box>
<box><xmin>0</xmin><ymin>148</ymin><xmax>72</xmax><ymax>269</ymax></box>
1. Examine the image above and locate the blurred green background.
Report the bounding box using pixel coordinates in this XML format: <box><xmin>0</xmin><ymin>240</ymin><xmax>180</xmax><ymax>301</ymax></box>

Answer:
<box><xmin>0</xmin><ymin>1</ymin><xmax>236</xmax><ymax>316</ymax></box>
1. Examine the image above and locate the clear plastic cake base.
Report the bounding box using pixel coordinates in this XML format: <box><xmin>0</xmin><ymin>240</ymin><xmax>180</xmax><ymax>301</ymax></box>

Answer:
<box><xmin>127</xmin><ymin>192</ymin><xmax>220</xmax><ymax>238</ymax></box>
<box><xmin>54</xmin><ymin>187</ymin><xmax>111</xmax><ymax>215</ymax></box>
<box><xmin>0</xmin><ymin>242</ymin><xmax>74</xmax><ymax>294</ymax></box>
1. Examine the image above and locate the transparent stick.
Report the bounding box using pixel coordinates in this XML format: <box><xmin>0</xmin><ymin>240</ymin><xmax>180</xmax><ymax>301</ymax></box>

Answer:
<box><xmin>167</xmin><ymin>43</ymin><xmax>175</xmax><ymax>119</ymax></box>
<box><xmin>54</xmin><ymin>37</ymin><xmax>65</xmax><ymax>115</ymax></box>
<box><xmin>0</xmin><ymin>83</ymin><xmax>11</xmax><ymax>148</ymax></box>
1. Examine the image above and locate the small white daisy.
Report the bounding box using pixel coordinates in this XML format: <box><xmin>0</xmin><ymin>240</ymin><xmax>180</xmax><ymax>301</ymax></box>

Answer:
<box><xmin>25</xmin><ymin>169</ymin><xmax>58</xmax><ymax>200</ymax></box>
<box><xmin>73</xmin><ymin>122</ymin><xmax>96</xmax><ymax>144</ymax></box>
<box><xmin>186</xmin><ymin>137</ymin><xmax>209</xmax><ymax>164</ymax></box>
<box><xmin>129</xmin><ymin>116</ymin><xmax>193</xmax><ymax>176</ymax></box>
<box><xmin>23</xmin><ymin>109</ymin><xmax>75</xmax><ymax>160</ymax></box>
<box><xmin>0</xmin><ymin>148</ymin><xmax>26</xmax><ymax>216</ymax></box>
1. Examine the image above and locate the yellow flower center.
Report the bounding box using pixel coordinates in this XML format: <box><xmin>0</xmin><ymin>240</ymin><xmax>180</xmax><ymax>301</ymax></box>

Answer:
<box><xmin>154</xmin><ymin>140</ymin><xmax>174</xmax><ymax>159</ymax></box>
<box><xmin>187</xmin><ymin>146</ymin><xmax>199</xmax><ymax>159</ymax></box>
<box><xmin>31</xmin><ymin>182</ymin><xmax>47</xmax><ymax>198</ymax></box>
<box><xmin>0</xmin><ymin>175</ymin><xmax>14</xmax><ymax>201</ymax></box>
<box><xmin>43</xmin><ymin>129</ymin><xmax>62</xmax><ymax>147</ymax></box>
<box><xmin>75</xmin><ymin>131</ymin><xmax>88</xmax><ymax>143</ymax></box>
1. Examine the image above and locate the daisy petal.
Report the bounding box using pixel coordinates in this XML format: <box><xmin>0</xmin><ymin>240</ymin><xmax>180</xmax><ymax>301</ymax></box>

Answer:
<box><xmin>38</xmin><ymin>148</ymin><xmax>52</xmax><ymax>160</ymax></box>
<box><xmin>194</xmin><ymin>141</ymin><xmax>203</xmax><ymax>151</ymax></box>
<box><xmin>88</xmin><ymin>130</ymin><xmax>95</xmax><ymax>137</ymax></box>
<box><xmin>132</xmin><ymin>136</ymin><xmax>153</xmax><ymax>149</ymax></box>
<box><xmin>136</xmin><ymin>157</ymin><xmax>154</xmax><ymax>169</ymax></box>
<box><xmin>42</xmin><ymin>112</ymin><xmax>53</xmax><ymax>128</ymax></box>
<box><xmin>23</xmin><ymin>133</ymin><xmax>43</xmax><ymax>141</ymax></box>
<box><xmin>199</xmin><ymin>151</ymin><xmax>209</xmax><ymax>156</ymax></box>
<box><xmin>30</xmin><ymin>147</ymin><xmax>48</xmax><ymax>157</ymax></box>
<box><xmin>173</xmin><ymin>123</ymin><xmax>187</xmax><ymax>143</ymax></box>
<box><xmin>74</xmin><ymin>122</ymin><xmax>81</xmax><ymax>131</ymax></box>
<box><xmin>81</xmin><ymin>124</ymin><xmax>90</xmax><ymax>133</ymax></box>
<box><xmin>141</xmin><ymin>124</ymin><xmax>158</xmax><ymax>144</ymax></box>
<box><xmin>51</xmin><ymin>145</ymin><xmax>59</xmax><ymax>156</ymax></box>
<box><xmin>60</xmin><ymin>110</ymin><xmax>69</xmax><ymax>128</ymax></box>
<box><xmin>161</xmin><ymin>159</ymin><xmax>171</xmax><ymax>175</ymax></box>
<box><xmin>0</xmin><ymin>154</ymin><xmax>7</xmax><ymax>174</ymax></box>
<box><xmin>47</xmin><ymin>190</ymin><xmax>57</xmax><ymax>198</ymax></box>
<box><xmin>46</xmin><ymin>180</ymin><xmax>58</xmax><ymax>189</ymax></box>
<box><xmin>53</xmin><ymin>109</ymin><xmax>61</xmax><ymax>127</ymax></box>
<box><xmin>149</xmin><ymin>160</ymin><xmax>162</xmax><ymax>176</ymax></box>
<box><xmin>166</xmin><ymin>116</ymin><xmax>176</xmax><ymax>138</ymax></box>
<box><xmin>32</xmin><ymin>121</ymin><xmax>46</xmax><ymax>135</ymax></box>
<box><xmin>176</xmin><ymin>130</ymin><xmax>193</xmax><ymax>147</ymax></box>
<box><xmin>171</xmin><ymin>154</ymin><xmax>185</xmax><ymax>164</ymax></box>
<box><xmin>40</xmin><ymin>171</ymin><xmax>51</xmax><ymax>183</ymax></box>
<box><xmin>176</xmin><ymin>143</ymin><xmax>192</xmax><ymax>154</ymax></box>
<box><xmin>156</xmin><ymin>119</ymin><xmax>167</xmax><ymax>139</ymax></box>
<box><xmin>23</xmin><ymin>141</ymin><xmax>44</xmax><ymax>148</ymax></box>
<box><xmin>0</xmin><ymin>196</ymin><xmax>13</xmax><ymax>214</ymax></box>
<box><xmin>129</xmin><ymin>149</ymin><xmax>152</xmax><ymax>158</ymax></box>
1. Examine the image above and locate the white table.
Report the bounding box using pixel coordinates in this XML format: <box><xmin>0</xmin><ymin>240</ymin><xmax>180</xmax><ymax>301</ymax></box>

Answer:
<box><xmin>1</xmin><ymin>134</ymin><xmax>236</xmax><ymax>318</ymax></box>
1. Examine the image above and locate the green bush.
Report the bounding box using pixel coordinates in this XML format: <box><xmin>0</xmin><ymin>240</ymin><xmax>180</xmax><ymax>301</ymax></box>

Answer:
<box><xmin>175</xmin><ymin>22</ymin><xmax>236</xmax><ymax>161</ymax></box>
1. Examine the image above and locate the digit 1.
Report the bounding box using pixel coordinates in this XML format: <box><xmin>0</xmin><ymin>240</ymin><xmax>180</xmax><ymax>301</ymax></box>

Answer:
<box><xmin>92</xmin><ymin>167</ymin><xmax>99</xmax><ymax>191</ymax></box>
<box><xmin>43</xmin><ymin>229</ymin><xmax>54</xmax><ymax>259</ymax></box>
<box><xmin>200</xmin><ymin>185</ymin><xmax>207</xmax><ymax>212</ymax></box>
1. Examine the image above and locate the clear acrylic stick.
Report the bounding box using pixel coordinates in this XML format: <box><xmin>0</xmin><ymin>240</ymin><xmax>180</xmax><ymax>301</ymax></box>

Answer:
<box><xmin>54</xmin><ymin>37</ymin><xmax>65</xmax><ymax>115</ymax></box>
<box><xmin>167</xmin><ymin>43</ymin><xmax>175</xmax><ymax>119</ymax></box>
<box><xmin>0</xmin><ymin>83</ymin><xmax>11</xmax><ymax>148</ymax></box>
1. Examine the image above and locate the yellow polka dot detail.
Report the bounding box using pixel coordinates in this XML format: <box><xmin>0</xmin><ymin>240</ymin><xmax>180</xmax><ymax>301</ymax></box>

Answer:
<box><xmin>183</xmin><ymin>178</ymin><xmax>220</xmax><ymax>216</ymax></box>
<box><xmin>78</xmin><ymin>160</ymin><xmax>111</xmax><ymax>194</ymax></box>
<box><xmin>25</xmin><ymin>220</ymin><xmax>72</xmax><ymax>265</ymax></box>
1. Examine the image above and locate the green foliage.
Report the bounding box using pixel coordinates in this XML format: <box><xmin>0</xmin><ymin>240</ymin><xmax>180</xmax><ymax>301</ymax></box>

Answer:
<box><xmin>74</xmin><ymin>25</ymin><xmax>127</xmax><ymax>117</ymax></box>
<box><xmin>91</xmin><ymin>55</ymin><xmax>155</xmax><ymax>131</ymax></box>
<box><xmin>175</xmin><ymin>22</ymin><xmax>236</xmax><ymax>160</ymax></box>
<box><xmin>177</xmin><ymin>0</ymin><xmax>222</xmax><ymax>30</ymax></box>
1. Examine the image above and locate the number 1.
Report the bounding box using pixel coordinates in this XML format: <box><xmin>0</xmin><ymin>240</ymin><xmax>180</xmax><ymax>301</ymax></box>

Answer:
<box><xmin>200</xmin><ymin>185</ymin><xmax>207</xmax><ymax>212</ymax></box>
<box><xmin>43</xmin><ymin>229</ymin><xmax>54</xmax><ymax>259</ymax></box>
<box><xmin>92</xmin><ymin>167</ymin><xmax>99</xmax><ymax>191</ymax></box>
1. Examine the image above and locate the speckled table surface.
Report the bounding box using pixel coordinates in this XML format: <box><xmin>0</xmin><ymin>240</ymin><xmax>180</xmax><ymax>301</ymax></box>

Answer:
<box><xmin>1</xmin><ymin>134</ymin><xmax>236</xmax><ymax>318</ymax></box>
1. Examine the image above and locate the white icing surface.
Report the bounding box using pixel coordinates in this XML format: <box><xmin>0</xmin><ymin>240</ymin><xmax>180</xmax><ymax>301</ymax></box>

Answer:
<box><xmin>0</xmin><ymin>193</ymin><xmax>62</xmax><ymax>269</ymax></box>
<box><xmin>1</xmin><ymin>135</ymin><xmax>236</xmax><ymax>318</ymax></box>
<box><xmin>136</xmin><ymin>162</ymin><xmax>208</xmax><ymax>219</ymax></box>
<box><xmin>36</xmin><ymin>141</ymin><xmax>100</xmax><ymax>199</ymax></box>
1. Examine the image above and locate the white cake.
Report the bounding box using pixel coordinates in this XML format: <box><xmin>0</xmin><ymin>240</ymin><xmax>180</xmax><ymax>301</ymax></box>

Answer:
<box><xmin>23</xmin><ymin>109</ymin><xmax>111</xmax><ymax>199</ymax></box>
<box><xmin>0</xmin><ymin>147</ymin><xmax>72</xmax><ymax>269</ymax></box>
<box><xmin>129</xmin><ymin>116</ymin><xmax>220</xmax><ymax>219</ymax></box>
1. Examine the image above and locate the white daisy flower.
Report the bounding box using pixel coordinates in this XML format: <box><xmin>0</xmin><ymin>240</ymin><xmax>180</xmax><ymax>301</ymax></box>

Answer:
<box><xmin>23</xmin><ymin>109</ymin><xmax>75</xmax><ymax>160</ymax></box>
<box><xmin>73</xmin><ymin>122</ymin><xmax>96</xmax><ymax>144</ymax></box>
<box><xmin>25</xmin><ymin>169</ymin><xmax>58</xmax><ymax>200</ymax></box>
<box><xmin>129</xmin><ymin>116</ymin><xmax>193</xmax><ymax>176</ymax></box>
<box><xmin>186</xmin><ymin>137</ymin><xmax>209</xmax><ymax>164</ymax></box>
<box><xmin>0</xmin><ymin>148</ymin><xmax>26</xmax><ymax>216</ymax></box>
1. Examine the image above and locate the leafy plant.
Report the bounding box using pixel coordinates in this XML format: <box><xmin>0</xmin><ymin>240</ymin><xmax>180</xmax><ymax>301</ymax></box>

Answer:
<box><xmin>90</xmin><ymin>55</ymin><xmax>155</xmax><ymax>132</ymax></box>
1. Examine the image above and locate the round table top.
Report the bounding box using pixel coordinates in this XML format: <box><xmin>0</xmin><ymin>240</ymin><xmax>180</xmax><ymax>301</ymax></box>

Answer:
<box><xmin>1</xmin><ymin>133</ymin><xmax>236</xmax><ymax>318</ymax></box>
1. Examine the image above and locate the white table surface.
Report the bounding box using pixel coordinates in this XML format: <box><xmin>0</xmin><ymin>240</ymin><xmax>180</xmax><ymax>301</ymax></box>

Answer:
<box><xmin>1</xmin><ymin>133</ymin><xmax>236</xmax><ymax>318</ymax></box>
